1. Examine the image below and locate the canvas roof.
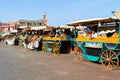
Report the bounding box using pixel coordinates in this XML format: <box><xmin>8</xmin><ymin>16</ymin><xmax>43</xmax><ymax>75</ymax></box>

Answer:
<box><xmin>31</xmin><ymin>26</ymin><xmax>46</xmax><ymax>30</ymax></box>
<box><xmin>18</xmin><ymin>26</ymin><xmax>28</xmax><ymax>29</ymax></box>
<box><xmin>67</xmin><ymin>18</ymin><xmax>114</xmax><ymax>26</ymax></box>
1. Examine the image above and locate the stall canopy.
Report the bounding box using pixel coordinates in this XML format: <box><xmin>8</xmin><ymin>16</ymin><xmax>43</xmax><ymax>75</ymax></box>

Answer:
<box><xmin>31</xmin><ymin>26</ymin><xmax>46</xmax><ymax>30</ymax></box>
<box><xmin>10</xmin><ymin>30</ymin><xmax>18</xmax><ymax>33</ymax></box>
<box><xmin>111</xmin><ymin>10</ymin><xmax>120</xmax><ymax>20</ymax></box>
<box><xmin>1</xmin><ymin>32</ymin><xmax>12</xmax><ymax>36</ymax></box>
<box><xmin>67</xmin><ymin>18</ymin><xmax>114</xmax><ymax>26</ymax></box>
<box><xmin>18</xmin><ymin>26</ymin><xmax>28</xmax><ymax>29</ymax></box>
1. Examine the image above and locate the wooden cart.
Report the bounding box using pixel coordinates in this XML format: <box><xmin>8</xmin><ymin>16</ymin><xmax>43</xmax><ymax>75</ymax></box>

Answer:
<box><xmin>42</xmin><ymin>27</ymin><xmax>72</xmax><ymax>55</ymax></box>
<box><xmin>67</xmin><ymin>12</ymin><xmax>120</xmax><ymax>70</ymax></box>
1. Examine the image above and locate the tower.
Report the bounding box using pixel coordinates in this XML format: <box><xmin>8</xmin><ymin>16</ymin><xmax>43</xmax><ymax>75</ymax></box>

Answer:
<box><xmin>43</xmin><ymin>12</ymin><xmax>48</xmax><ymax>26</ymax></box>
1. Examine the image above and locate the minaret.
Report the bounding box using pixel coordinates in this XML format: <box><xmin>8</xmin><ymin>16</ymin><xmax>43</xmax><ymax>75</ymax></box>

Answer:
<box><xmin>43</xmin><ymin>12</ymin><xmax>48</xmax><ymax>26</ymax></box>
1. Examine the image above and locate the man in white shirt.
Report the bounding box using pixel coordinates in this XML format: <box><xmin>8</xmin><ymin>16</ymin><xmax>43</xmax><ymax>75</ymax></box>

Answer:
<box><xmin>91</xmin><ymin>31</ymin><xmax>98</xmax><ymax>38</ymax></box>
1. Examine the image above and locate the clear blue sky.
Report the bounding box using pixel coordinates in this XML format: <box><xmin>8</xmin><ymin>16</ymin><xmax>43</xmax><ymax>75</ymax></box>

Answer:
<box><xmin>0</xmin><ymin>0</ymin><xmax>120</xmax><ymax>26</ymax></box>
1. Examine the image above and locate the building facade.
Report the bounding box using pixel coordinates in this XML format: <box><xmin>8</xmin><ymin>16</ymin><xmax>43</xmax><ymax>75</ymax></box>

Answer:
<box><xmin>17</xmin><ymin>13</ymin><xmax>48</xmax><ymax>29</ymax></box>
<box><xmin>0</xmin><ymin>22</ymin><xmax>17</xmax><ymax>32</ymax></box>
<box><xmin>0</xmin><ymin>13</ymin><xmax>48</xmax><ymax>32</ymax></box>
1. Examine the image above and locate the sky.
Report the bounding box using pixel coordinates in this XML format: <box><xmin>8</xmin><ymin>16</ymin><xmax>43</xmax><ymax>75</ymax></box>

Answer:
<box><xmin>0</xmin><ymin>0</ymin><xmax>120</xmax><ymax>26</ymax></box>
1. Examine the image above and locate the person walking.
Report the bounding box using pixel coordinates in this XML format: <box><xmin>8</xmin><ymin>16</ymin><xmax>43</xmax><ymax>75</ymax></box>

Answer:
<box><xmin>23</xmin><ymin>36</ymin><xmax>29</xmax><ymax>50</ymax></box>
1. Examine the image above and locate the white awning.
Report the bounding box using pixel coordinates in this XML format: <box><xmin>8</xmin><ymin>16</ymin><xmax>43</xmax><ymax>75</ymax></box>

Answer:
<box><xmin>67</xmin><ymin>17</ymin><xmax>113</xmax><ymax>26</ymax></box>
<box><xmin>111</xmin><ymin>10</ymin><xmax>120</xmax><ymax>20</ymax></box>
<box><xmin>18</xmin><ymin>26</ymin><xmax>28</xmax><ymax>29</ymax></box>
<box><xmin>2</xmin><ymin>32</ymin><xmax>12</xmax><ymax>36</ymax></box>
<box><xmin>58</xmin><ymin>26</ymin><xmax>74</xmax><ymax>29</ymax></box>
<box><xmin>10</xmin><ymin>30</ymin><xmax>18</xmax><ymax>33</ymax></box>
<box><xmin>31</xmin><ymin>26</ymin><xmax>46</xmax><ymax>30</ymax></box>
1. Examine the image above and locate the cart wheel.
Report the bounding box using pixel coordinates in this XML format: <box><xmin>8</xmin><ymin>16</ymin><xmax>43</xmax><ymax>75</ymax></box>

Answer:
<box><xmin>42</xmin><ymin>44</ymin><xmax>46</xmax><ymax>52</ymax></box>
<box><xmin>74</xmin><ymin>47</ymin><xmax>84</xmax><ymax>62</ymax></box>
<box><xmin>100</xmin><ymin>50</ymin><xmax>119</xmax><ymax>70</ymax></box>
<box><xmin>53</xmin><ymin>44</ymin><xmax>60</xmax><ymax>56</ymax></box>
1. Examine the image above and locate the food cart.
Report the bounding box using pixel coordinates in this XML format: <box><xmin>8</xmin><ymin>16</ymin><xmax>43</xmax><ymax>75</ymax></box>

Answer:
<box><xmin>42</xmin><ymin>26</ymin><xmax>72</xmax><ymax>55</ymax></box>
<box><xmin>18</xmin><ymin>26</ymin><xmax>44</xmax><ymax>51</ymax></box>
<box><xmin>67</xmin><ymin>11</ymin><xmax>120</xmax><ymax>70</ymax></box>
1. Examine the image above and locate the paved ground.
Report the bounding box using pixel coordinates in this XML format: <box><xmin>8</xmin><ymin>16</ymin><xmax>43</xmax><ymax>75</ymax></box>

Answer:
<box><xmin>0</xmin><ymin>42</ymin><xmax>120</xmax><ymax>80</ymax></box>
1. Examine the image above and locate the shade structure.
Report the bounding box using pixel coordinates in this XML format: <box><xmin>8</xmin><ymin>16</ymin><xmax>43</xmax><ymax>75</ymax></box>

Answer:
<box><xmin>31</xmin><ymin>26</ymin><xmax>46</xmax><ymax>30</ymax></box>
<box><xmin>67</xmin><ymin>18</ymin><xmax>114</xmax><ymax>26</ymax></box>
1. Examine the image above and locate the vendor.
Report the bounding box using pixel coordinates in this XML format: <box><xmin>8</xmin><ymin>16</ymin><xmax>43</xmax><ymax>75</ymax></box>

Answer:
<box><xmin>49</xmin><ymin>29</ymin><xmax>56</xmax><ymax>37</ymax></box>
<box><xmin>91</xmin><ymin>31</ymin><xmax>98</xmax><ymax>38</ymax></box>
